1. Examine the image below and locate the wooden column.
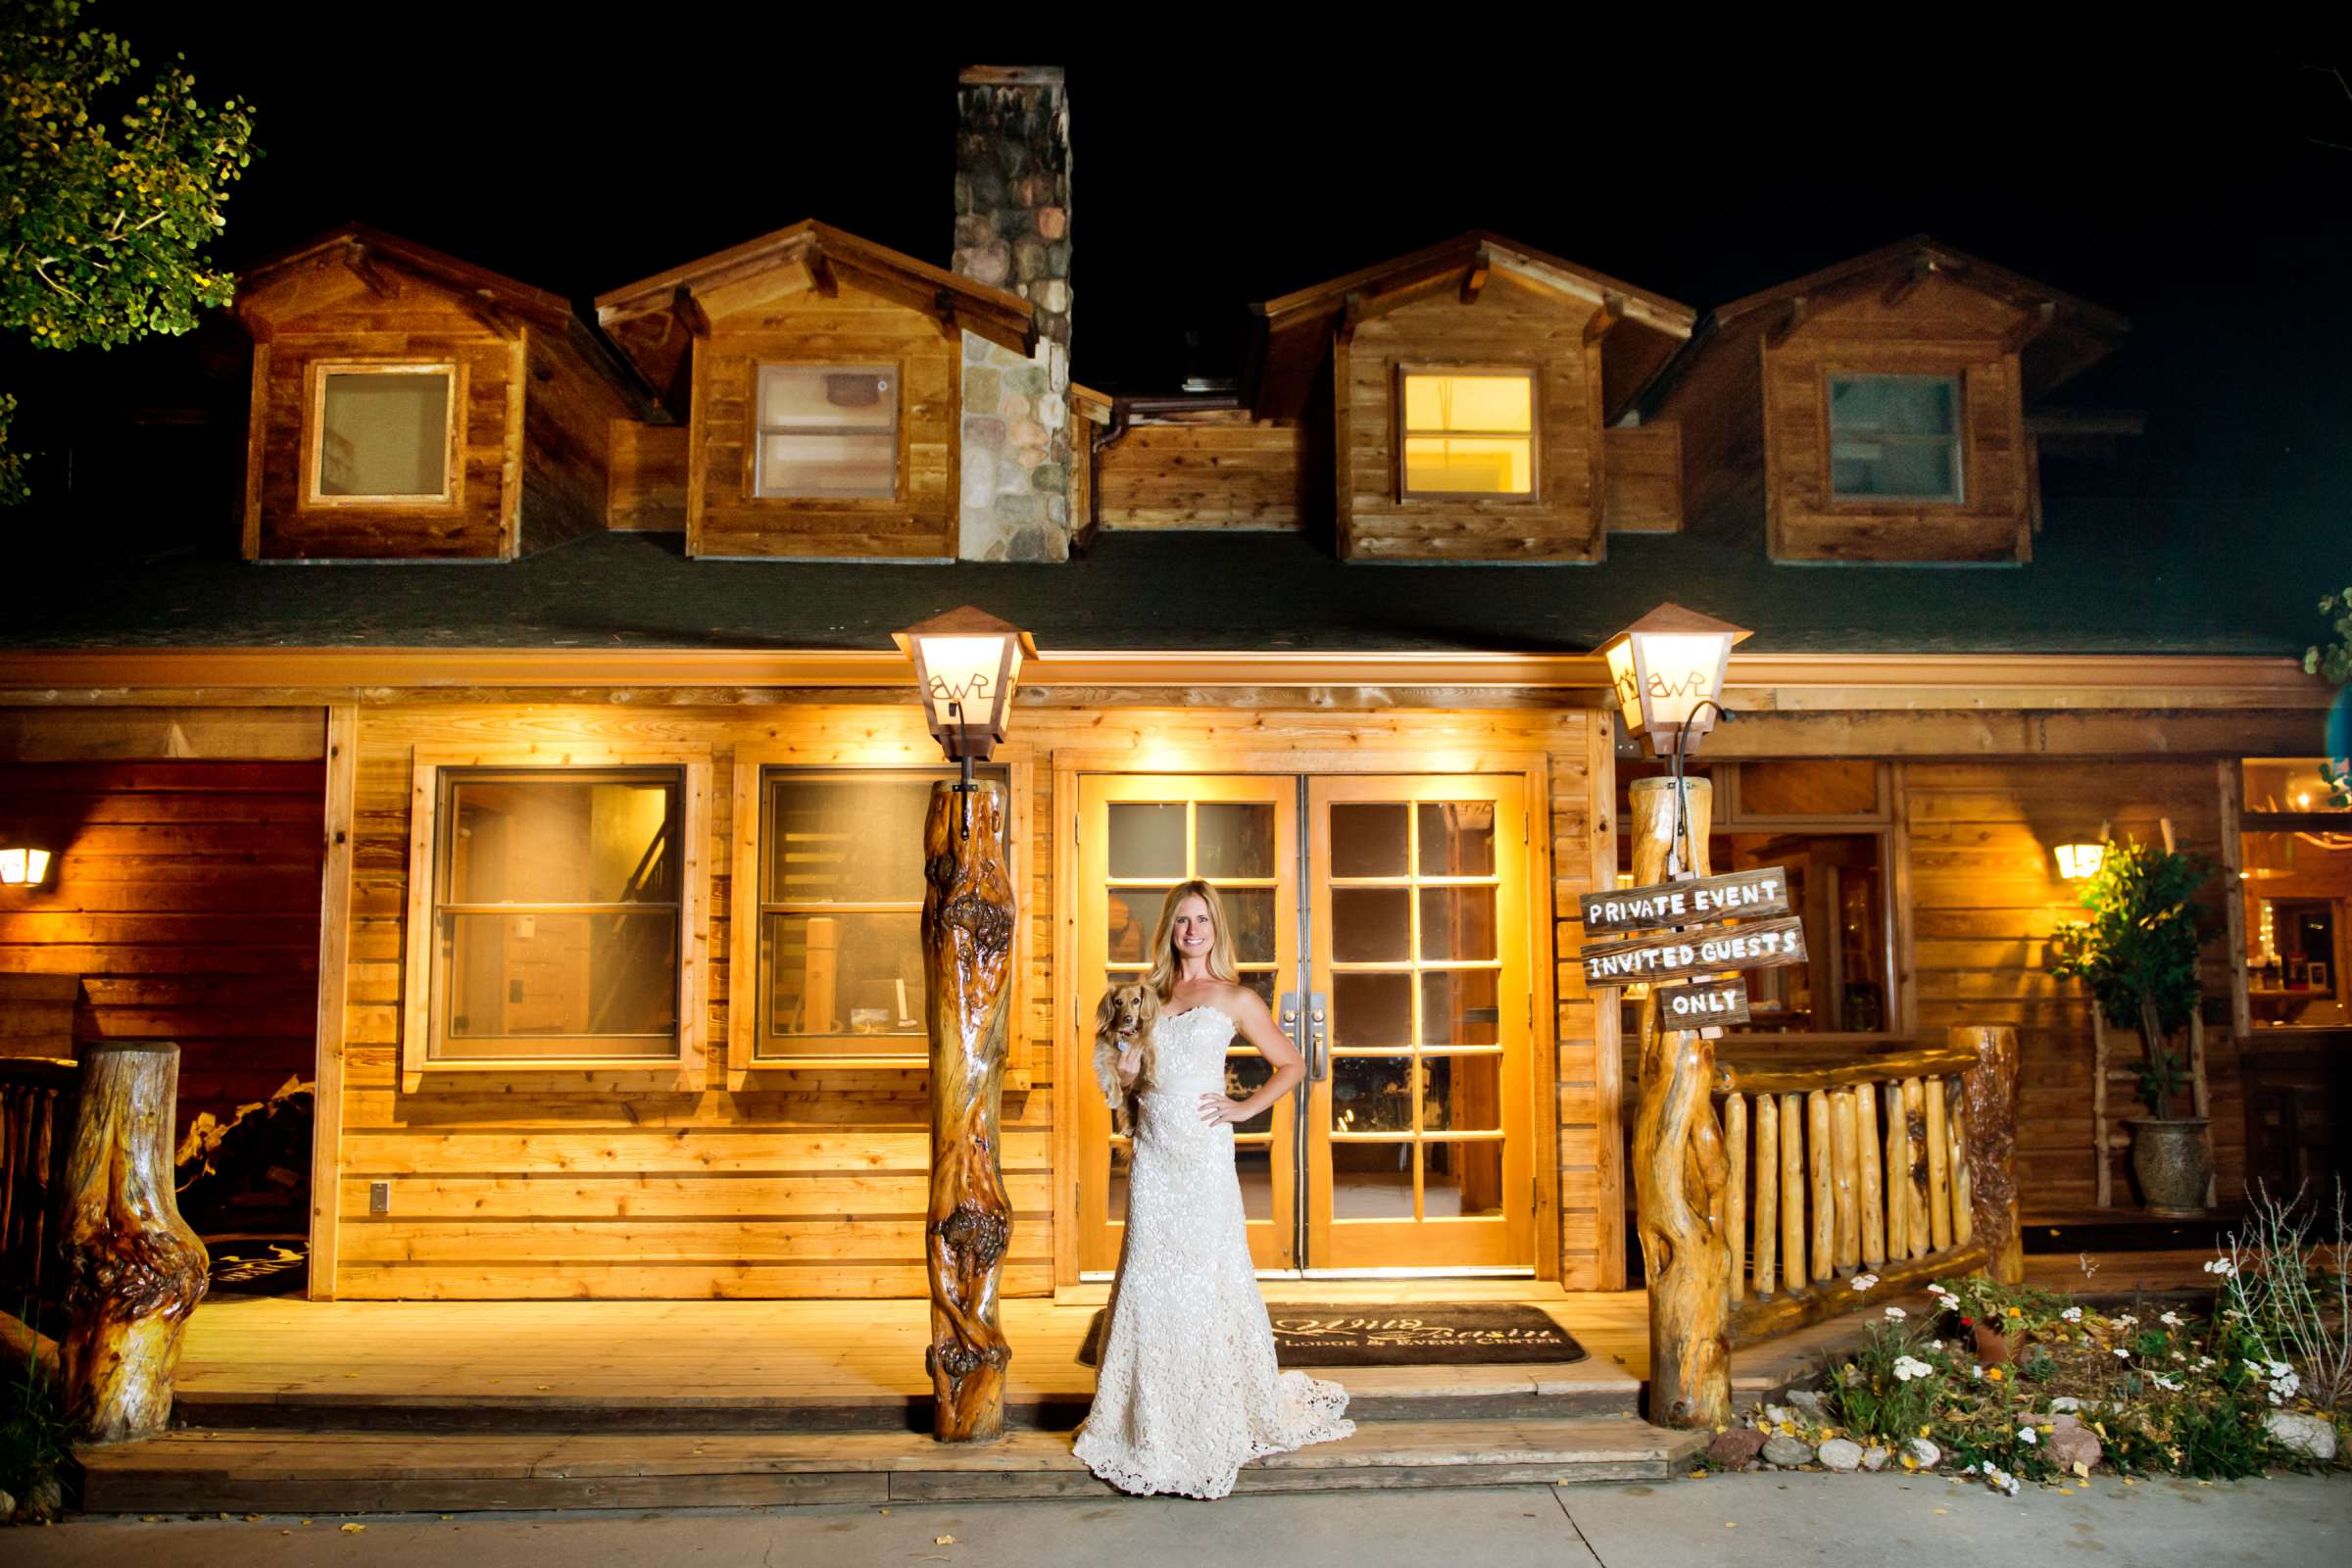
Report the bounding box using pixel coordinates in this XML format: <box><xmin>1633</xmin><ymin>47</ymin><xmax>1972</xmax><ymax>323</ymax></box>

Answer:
<box><xmin>1954</xmin><ymin>1025</ymin><xmax>2023</xmax><ymax>1284</ymax></box>
<box><xmin>1805</xmin><ymin>1089</ymin><xmax>1834</xmax><ymax>1281</ymax></box>
<box><xmin>59</xmin><ymin>1043</ymin><xmax>209</xmax><ymax>1445</ymax></box>
<box><xmin>1856</xmin><ymin>1080</ymin><xmax>1885</xmax><ymax>1265</ymax></box>
<box><xmin>1829</xmin><ymin>1087</ymin><xmax>1861</xmax><ymax>1272</ymax></box>
<box><xmin>1751</xmin><ymin>1088</ymin><xmax>1778</xmax><ymax>1297</ymax></box>
<box><xmin>921</xmin><ymin>779</ymin><xmax>1018</xmax><ymax>1443</ymax></box>
<box><xmin>1628</xmin><ymin>775</ymin><xmax>1731</xmax><ymax>1429</ymax></box>
<box><xmin>1723</xmin><ymin>1092</ymin><xmax>1747</xmax><ymax>1303</ymax></box>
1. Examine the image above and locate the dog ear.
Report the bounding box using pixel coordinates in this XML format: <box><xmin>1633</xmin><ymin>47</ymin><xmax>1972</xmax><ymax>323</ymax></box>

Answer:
<box><xmin>1093</xmin><ymin>988</ymin><xmax>1119</xmax><ymax>1034</ymax></box>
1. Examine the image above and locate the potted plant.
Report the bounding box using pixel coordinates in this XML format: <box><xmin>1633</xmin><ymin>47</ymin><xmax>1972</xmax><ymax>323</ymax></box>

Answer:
<box><xmin>2047</xmin><ymin>837</ymin><xmax>2216</xmax><ymax>1215</ymax></box>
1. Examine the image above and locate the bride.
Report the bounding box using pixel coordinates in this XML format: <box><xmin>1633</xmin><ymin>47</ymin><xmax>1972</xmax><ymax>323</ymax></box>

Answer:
<box><xmin>1073</xmin><ymin>878</ymin><xmax>1355</xmax><ymax>1498</ymax></box>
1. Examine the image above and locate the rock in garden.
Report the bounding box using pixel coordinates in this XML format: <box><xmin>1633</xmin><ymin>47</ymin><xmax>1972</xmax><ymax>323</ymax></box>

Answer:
<box><xmin>1817</xmin><ymin>1438</ymin><xmax>1864</xmax><ymax>1472</ymax></box>
<box><xmin>1708</xmin><ymin>1428</ymin><xmax>1767</xmax><ymax>1467</ymax></box>
<box><xmin>1762</xmin><ymin>1403</ymin><xmax>1794</xmax><ymax>1428</ymax></box>
<box><xmin>2265</xmin><ymin>1411</ymin><xmax>2338</xmax><ymax>1461</ymax></box>
<box><xmin>1763</xmin><ymin>1434</ymin><xmax>1817</xmax><ymax>1468</ymax></box>
<box><xmin>2048</xmin><ymin>1396</ymin><xmax>2084</xmax><ymax>1413</ymax></box>
<box><xmin>1861</xmin><ymin>1446</ymin><xmax>1890</xmax><ymax>1472</ymax></box>
<box><xmin>2046</xmin><ymin>1414</ymin><xmax>2102</xmax><ymax>1472</ymax></box>
<box><xmin>1787</xmin><ymin>1387</ymin><xmax>1827</xmax><ymax>1412</ymax></box>
<box><xmin>1904</xmin><ymin>1437</ymin><xmax>1941</xmax><ymax>1470</ymax></box>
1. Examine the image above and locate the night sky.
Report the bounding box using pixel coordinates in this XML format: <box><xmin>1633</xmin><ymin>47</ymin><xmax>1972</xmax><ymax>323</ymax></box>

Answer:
<box><xmin>22</xmin><ymin>21</ymin><xmax>2352</xmax><ymax>515</ymax></box>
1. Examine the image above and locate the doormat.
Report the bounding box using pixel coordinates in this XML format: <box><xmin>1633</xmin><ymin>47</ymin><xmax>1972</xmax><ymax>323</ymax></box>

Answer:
<box><xmin>1077</xmin><ymin>1302</ymin><xmax>1586</xmax><ymax>1368</ymax></box>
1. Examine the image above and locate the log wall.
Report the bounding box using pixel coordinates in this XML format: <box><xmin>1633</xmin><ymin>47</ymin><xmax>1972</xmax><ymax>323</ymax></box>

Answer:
<box><xmin>329</xmin><ymin>701</ymin><xmax>1610</xmax><ymax>1298</ymax></box>
<box><xmin>0</xmin><ymin>760</ymin><xmax>325</xmax><ymax>1137</ymax></box>
<box><xmin>1095</xmin><ymin>418</ymin><xmax>1307</xmax><ymax>531</ymax></box>
<box><xmin>1902</xmin><ymin>760</ymin><xmax>2240</xmax><ymax>1210</ymax></box>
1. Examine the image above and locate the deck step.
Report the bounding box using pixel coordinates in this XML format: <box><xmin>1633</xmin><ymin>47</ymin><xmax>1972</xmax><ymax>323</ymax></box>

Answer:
<box><xmin>78</xmin><ymin>1415</ymin><xmax>1706</xmax><ymax>1513</ymax></box>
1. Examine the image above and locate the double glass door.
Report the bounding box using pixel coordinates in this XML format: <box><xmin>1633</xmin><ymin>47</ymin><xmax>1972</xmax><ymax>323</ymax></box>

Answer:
<box><xmin>1075</xmin><ymin>774</ymin><xmax>1533</xmax><ymax>1276</ymax></box>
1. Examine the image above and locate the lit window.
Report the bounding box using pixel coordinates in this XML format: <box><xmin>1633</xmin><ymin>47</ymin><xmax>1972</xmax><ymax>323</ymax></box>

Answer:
<box><xmin>1399</xmin><ymin>370</ymin><xmax>1535</xmax><ymax>497</ymax></box>
<box><xmin>1828</xmin><ymin>374</ymin><xmax>1962</xmax><ymax>501</ymax></box>
<box><xmin>314</xmin><ymin>365</ymin><xmax>453</xmax><ymax>500</ymax></box>
<box><xmin>429</xmin><ymin>769</ymin><xmax>683</xmax><ymax>1061</ymax></box>
<box><xmin>755</xmin><ymin>365</ymin><xmax>898</xmax><ymax>499</ymax></box>
<box><xmin>756</xmin><ymin>768</ymin><xmax>1005</xmax><ymax>1060</ymax></box>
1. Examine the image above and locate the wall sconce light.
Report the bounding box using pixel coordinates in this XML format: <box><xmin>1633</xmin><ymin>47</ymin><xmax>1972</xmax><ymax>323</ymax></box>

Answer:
<box><xmin>2054</xmin><ymin>842</ymin><xmax>2107</xmax><ymax>881</ymax></box>
<box><xmin>0</xmin><ymin>841</ymin><xmax>52</xmax><ymax>887</ymax></box>
<box><xmin>893</xmin><ymin>606</ymin><xmax>1038</xmax><ymax>777</ymax></box>
<box><xmin>1596</xmin><ymin>603</ymin><xmax>1753</xmax><ymax>760</ymax></box>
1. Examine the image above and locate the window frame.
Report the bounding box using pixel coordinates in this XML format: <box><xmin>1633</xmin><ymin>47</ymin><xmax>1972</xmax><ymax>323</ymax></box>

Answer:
<box><xmin>1820</xmin><ymin>369</ymin><xmax>1968</xmax><ymax>507</ymax></box>
<box><xmin>2228</xmin><ymin>756</ymin><xmax>2352</xmax><ymax>1036</ymax></box>
<box><xmin>1617</xmin><ymin>760</ymin><xmax>1910</xmax><ymax>1045</ymax></box>
<box><xmin>401</xmin><ymin>746</ymin><xmax>711</xmax><ymax>1086</ymax></box>
<box><xmin>727</xmin><ymin>742</ymin><xmax>1032</xmax><ymax>1088</ymax></box>
<box><xmin>1393</xmin><ymin>364</ymin><xmax>1542</xmax><ymax>504</ymax></box>
<box><xmin>749</xmin><ymin>360</ymin><xmax>907</xmax><ymax>504</ymax></box>
<box><xmin>304</xmin><ymin>359</ymin><xmax>464</xmax><ymax>509</ymax></box>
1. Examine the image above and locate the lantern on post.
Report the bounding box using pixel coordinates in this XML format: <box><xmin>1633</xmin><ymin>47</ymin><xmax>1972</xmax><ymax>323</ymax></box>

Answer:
<box><xmin>0</xmin><ymin>835</ymin><xmax>53</xmax><ymax>887</ymax></box>
<box><xmin>1597</xmin><ymin>602</ymin><xmax>1752</xmax><ymax>760</ymax></box>
<box><xmin>2054</xmin><ymin>842</ymin><xmax>2108</xmax><ymax>881</ymax></box>
<box><xmin>893</xmin><ymin>607</ymin><xmax>1033</xmax><ymax>1444</ymax></box>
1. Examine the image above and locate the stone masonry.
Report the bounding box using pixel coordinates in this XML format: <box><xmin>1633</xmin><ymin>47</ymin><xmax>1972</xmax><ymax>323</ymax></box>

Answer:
<box><xmin>954</xmin><ymin>66</ymin><xmax>1073</xmax><ymax>563</ymax></box>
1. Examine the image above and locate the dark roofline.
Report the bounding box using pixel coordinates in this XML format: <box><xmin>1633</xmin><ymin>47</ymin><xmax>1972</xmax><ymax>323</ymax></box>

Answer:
<box><xmin>238</xmin><ymin>222</ymin><xmax>577</xmax><ymax>332</ymax></box>
<box><xmin>1253</xmin><ymin>229</ymin><xmax>1694</xmax><ymax>326</ymax></box>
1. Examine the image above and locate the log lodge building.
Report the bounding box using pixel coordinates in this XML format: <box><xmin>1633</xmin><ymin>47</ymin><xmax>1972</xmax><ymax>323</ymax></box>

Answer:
<box><xmin>2</xmin><ymin>67</ymin><xmax>2345</xmax><ymax>1338</ymax></box>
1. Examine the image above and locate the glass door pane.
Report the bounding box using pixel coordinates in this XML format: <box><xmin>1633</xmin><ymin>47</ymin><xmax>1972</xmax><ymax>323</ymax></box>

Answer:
<box><xmin>1306</xmin><ymin>775</ymin><xmax>1532</xmax><ymax>1271</ymax></box>
<box><xmin>1076</xmin><ymin>775</ymin><xmax>1298</xmax><ymax>1274</ymax></box>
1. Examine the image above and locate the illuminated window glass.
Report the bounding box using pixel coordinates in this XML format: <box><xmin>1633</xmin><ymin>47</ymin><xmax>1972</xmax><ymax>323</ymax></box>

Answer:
<box><xmin>1399</xmin><ymin>370</ymin><xmax>1535</xmax><ymax>497</ymax></box>
<box><xmin>315</xmin><ymin>366</ymin><xmax>452</xmax><ymax>500</ymax></box>
<box><xmin>430</xmin><ymin>769</ymin><xmax>682</xmax><ymax>1061</ymax></box>
<box><xmin>1828</xmin><ymin>374</ymin><xmax>1962</xmax><ymax>501</ymax></box>
<box><xmin>755</xmin><ymin>365</ymin><xmax>898</xmax><ymax>499</ymax></box>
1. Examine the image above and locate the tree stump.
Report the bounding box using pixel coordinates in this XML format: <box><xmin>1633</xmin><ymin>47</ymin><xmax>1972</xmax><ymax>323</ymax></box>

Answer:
<box><xmin>1628</xmin><ymin>776</ymin><xmax>1732</xmax><ymax>1430</ymax></box>
<box><xmin>921</xmin><ymin>779</ymin><xmax>1017</xmax><ymax>1442</ymax></box>
<box><xmin>1954</xmin><ymin>1025</ymin><xmax>2023</xmax><ymax>1285</ymax></box>
<box><xmin>60</xmin><ymin>1043</ymin><xmax>209</xmax><ymax>1445</ymax></box>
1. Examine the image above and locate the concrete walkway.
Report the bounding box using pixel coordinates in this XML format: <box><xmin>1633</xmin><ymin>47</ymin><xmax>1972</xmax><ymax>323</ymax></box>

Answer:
<box><xmin>9</xmin><ymin>1472</ymin><xmax>2347</xmax><ymax>1566</ymax></box>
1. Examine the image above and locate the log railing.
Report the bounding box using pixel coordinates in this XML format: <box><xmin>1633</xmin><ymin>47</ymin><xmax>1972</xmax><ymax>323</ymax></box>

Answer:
<box><xmin>0</xmin><ymin>1055</ymin><xmax>80</xmax><ymax>1315</ymax></box>
<box><xmin>1715</xmin><ymin>1027</ymin><xmax>2021</xmax><ymax>1345</ymax></box>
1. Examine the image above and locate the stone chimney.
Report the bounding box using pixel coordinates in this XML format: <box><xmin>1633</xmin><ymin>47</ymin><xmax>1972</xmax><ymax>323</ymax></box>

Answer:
<box><xmin>954</xmin><ymin>66</ymin><xmax>1073</xmax><ymax>563</ymax></box>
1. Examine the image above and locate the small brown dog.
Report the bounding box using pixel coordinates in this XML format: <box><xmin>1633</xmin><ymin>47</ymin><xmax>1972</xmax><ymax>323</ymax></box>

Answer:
<box><xmin>1092</xmin><ymin>983</ymin><xmax>1160</xmax><ymax>1136</ymax></box>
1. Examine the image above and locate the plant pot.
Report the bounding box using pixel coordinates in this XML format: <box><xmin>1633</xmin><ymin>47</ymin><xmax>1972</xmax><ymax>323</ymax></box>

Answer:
<box><xmin>1971</xmin><ymin>1322</ymin><xmax>2015</xmax><ymax>1366</ymax></box>
<box><xmin>2126</xmin><ymin>1116</ymin><xmax>2211</xmax><ymax>1217</ymax></box>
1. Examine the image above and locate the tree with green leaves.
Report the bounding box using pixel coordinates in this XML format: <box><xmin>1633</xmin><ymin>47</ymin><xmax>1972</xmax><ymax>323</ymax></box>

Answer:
<box><xmin>1</xmin><ymin>0</ymin><xmax>254</xmax><ymax>502</ymax></box>
<box><xmin>2046</xmin><ymin>838</ymin><xmax>2215</xmax><ymax>1119</ymax></box>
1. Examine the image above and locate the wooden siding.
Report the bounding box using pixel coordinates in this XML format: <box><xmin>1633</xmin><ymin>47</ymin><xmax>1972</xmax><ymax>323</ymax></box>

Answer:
<box><xmin>1763</xmin><ymin>275</ymin><xmax>2034</xmax><ymax>564</ymax></box>
<box><xmin>1902</xmin><ymin>760</ymin><xmax>2240</xmax><ymax>1210</ymax></box>
<box><xmin>0</xmin><ymin>760</ymin><xmax>324</xmax><ymax>1136</ymax></box>
<box><xmin>1095</xmin><ymin>419</ymin><xmax>1307</xmax><ymax>531</ymax></box>
<box><xmin>518</xmin><ymin>327</ymin><xmax>635</xmax><ymax>556</ymax></box>
<box><xmin>1600</xmin><ymin>423</ymin><xmax>1682</xmax><ymax>532</ymax></box>
<box><xmin>239</xmin><ymin>262</ymin><xmax>521</xmax><ymax>562</ymax></box>
<box><xmin>687</xmin><ymin>278</ymin><xmax>959</xmax><ymax>560</ymax></box>
<box><xmin>607</xmin><ymin>420</ymin><xmax>688</xmax><ymax>531</ymax></box>
<box><xmin>1336</xmin><ymin>275</ymin><xmax>1606</xmax><ymax>562</ymax></box>
<box><xmin>333</xmin><ymin>702</ymin><xmax>1608</xmax><ymax>1298</ymax></box>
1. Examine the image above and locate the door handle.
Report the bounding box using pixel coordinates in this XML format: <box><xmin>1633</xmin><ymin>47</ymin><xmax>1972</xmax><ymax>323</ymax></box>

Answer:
<box><xmin>1307</xmin><ymin>991</ymin><xmax>1330</xmax><ymax>1082</ymax></box>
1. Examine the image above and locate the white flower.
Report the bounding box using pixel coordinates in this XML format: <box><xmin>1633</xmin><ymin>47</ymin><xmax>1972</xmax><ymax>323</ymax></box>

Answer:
<box><xmin>1886</xmin><ymin>1306</ymin><xmax>1908</xmax><ymax>1320</ymax></box>
<box><xmin>2113</xmin><ymin>1314</ymin><xmax>2138</xmax><ymax>1327</ymax></box>
<box><xmin>1983</xmin><ymin>1464</ymin><xmax>2020</xmax><ymax>1496</ymax></box>
<box><xmin>2061</xmin><ymin>1306</ymin><xmax>2083</xmax><ymax>1322</ymax></box>
<box><xmin>2159</xmin><ymin>1310</ymin><xmax>2183</xmax><ymax>1327</ymax></box>
<box><xmin>2017</xmin><ymin>1425</ymin><xmax>2037</xmax><ymax>1445</ymax></box>
<box><xmin>1969</xmin><ymin>1363</ymin><xmax>1984</xmax><ymax>1381</ymax></box>
<box><xmin>1892</xmin><ymin>1355</ymin><xmax>1936</xmax><ymax>1383</ymax></box>
<box><xmin>1851</xmin><ymin>1273</ymin><xmax>1881</xmax><ymax>1292</ymax></box>
<box><xmin>2151</xmin><ymin>1374</ymin><xmax>2182</xmax><ymax>1392</ymax></box>
<box><xmin>2264</xmin><ymin>1360</ymin><xmax>2293</xmax><ymax>1379</ymax></box>
<box><xmin>2113</xmin><ymin>1348</ymin><xmax>2132</xmax><ymax>1358</ymax></box>
<box><xmin>2204</xmin><ymin>1257</ymin><xmax>2236</xmax><ymax>1277</ymax></box>
<box><xmin>2195</xmin><ymin>1356</ymin><xmax>2216</xmax><ymax>1370</ymax></box>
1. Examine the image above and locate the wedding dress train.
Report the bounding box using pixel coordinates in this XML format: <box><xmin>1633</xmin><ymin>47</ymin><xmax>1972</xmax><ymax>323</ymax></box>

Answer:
<box><xmin>1072</xmin><ymin>1003</ymin><xmax>1354</xmax><ymax>1498</ymax></box>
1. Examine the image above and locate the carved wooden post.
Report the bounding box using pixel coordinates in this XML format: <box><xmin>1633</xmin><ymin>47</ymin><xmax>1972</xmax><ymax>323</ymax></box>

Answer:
<box><xmin>1953</xmin><ymin>1025</ymin><xmax>2022</xmax><ymax>1285</ymax></box>
<box><xmin>60</xmin><ymin>1043</ymin><xmax>209</xmax><ymax>1445</ymax></box>
<box><xmin>1629</xmin><ymin>775</ymin><xmax>1732</xmax><ymax>1430</ymax></box>
<box><xmin>922</xmin><ymin>779</ymin><xmax>1017</xmax><ymax>1442</ymax></box>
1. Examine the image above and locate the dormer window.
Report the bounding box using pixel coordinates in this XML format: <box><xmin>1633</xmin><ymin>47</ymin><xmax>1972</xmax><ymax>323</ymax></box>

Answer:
<box><xmin>1828</xmin><ymin>373</ymin><xmax>1963</xmax><ymax>502</ymax></box>
<box><xmin>310</xmin><ymin>363</ymin><xmax>455</xmax><ymax>503</ymax></box>
<box><xmin>756</xmin><ymin>365</ymin><xmax>899</xmax><ymax>499</ymax></box>
<box><xmin>1398</xmin><ymin>368</ymin><xmax>1537</xmax><ymax>499</ymax></box>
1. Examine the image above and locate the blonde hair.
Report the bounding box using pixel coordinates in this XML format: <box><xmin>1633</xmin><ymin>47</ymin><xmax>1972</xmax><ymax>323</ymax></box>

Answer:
<box><xmin>1146</xmin><ymin>878</ymin><xmax>1240</xmax><ymax>1002</ymax></box>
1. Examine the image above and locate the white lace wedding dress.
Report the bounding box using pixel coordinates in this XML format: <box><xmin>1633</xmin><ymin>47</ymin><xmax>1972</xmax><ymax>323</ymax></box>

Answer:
<box><xmin>1072</xmin><ymin>1003</ymin><xmax>1354</xmax><ymax>1498</ymax></box>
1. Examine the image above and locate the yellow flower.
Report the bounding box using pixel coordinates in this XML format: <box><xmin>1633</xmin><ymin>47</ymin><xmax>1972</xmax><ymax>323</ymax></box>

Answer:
<box><xmin>2007</xmin><ymin>1306</ymin><xmax>2023</xmax><ymax>1318</ymax></box>
<box><xmin>1901</xmin><ymin>1454</ymin><xmax>1920</xmax><ymax>1470</ymax></box>
<box><xmin>1987</xmin><ymin>1367</ymin><xmax>2004</xmax><ymax>1382</ymax></box>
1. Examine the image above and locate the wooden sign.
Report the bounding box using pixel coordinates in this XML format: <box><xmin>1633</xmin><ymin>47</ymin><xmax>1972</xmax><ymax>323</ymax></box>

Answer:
<box><xmin>1655</xmin><ymin>978</ymin><xmax>1751</xmax><ymax>1028</ymax></box>
<box><xmin>1580</xmin><ymin>914</ymin><xmax>1808</xmax><ymax>990</ymax></box>
<box><xmin>1580</xmin><ymin>867</ymin><xmax>1792</xmax><ymax>937</ymax></box>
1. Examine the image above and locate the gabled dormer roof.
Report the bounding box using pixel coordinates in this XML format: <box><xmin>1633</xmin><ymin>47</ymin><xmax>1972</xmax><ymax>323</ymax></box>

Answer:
<box><xmin>236</xmin><ymin>222</ymin><xmax>578</xmax><ymax>334</ymax></box>
<box><xmin>1637</xmin><ymin>235</ymin><xmax>2131</xmax><ymax>414</ymax></box>
<box><xmin>1246</xmin><ymin>230</ymin><xmax>1697</xmax><ymax>421</ymax></box>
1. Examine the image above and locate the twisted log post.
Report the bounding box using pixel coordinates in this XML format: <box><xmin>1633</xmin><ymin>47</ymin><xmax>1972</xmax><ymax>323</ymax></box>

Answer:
<box><xmin>922</xmin><ymin>779</ymin><xmax>1017</xmax><ymax>1442</ymax></box>
<box><xmin>1954</xmin><ymin>1025</ymin><xmax>2023</xmax><ymax>1285</ymax></box>
<box><xmin>60</xmin><ymin>1043</ymin><xmax>209</xmax><ymax>1445</ymax></box>
<box><xmin>1629</xmin><ymin>776</ymin><xmax>1732</xmax><ymax>1430</ymax></box>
